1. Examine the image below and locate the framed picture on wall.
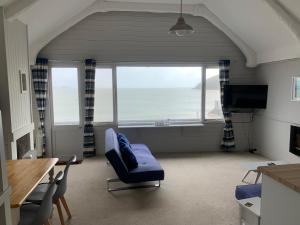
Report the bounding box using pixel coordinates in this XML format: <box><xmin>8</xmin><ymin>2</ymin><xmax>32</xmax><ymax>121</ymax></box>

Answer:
<box><xmin>19</xmin><ymin>70</ymin><xmax>27</xmax><ymax>93</ymax></box>
<box><xmin>292</xmin><ymin>77</ymin><xmax>300</xmax><ymax>101</ymax></box>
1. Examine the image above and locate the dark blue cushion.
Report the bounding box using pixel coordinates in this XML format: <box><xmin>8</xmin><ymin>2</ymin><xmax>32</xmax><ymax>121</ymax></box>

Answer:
<box><xmin>235</xmin><ymin>184</ymin><xmax>262</xmax><ymax>200</ymax></box>
<box><xmin>117</xmin><ymin>133</ymin><xmax>130</xmax><ymax>145</ymax></box>
<box><xmin>117</xmin><ymin>133</ymin><xmax>138</xmax><ymax>170</ymax></box>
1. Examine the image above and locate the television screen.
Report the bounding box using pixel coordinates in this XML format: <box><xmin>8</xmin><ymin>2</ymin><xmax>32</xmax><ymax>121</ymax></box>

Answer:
<box><xmin>223</xmin><ymin>85</ymin><xmax>268</xmax><ymax>109</ymax></box>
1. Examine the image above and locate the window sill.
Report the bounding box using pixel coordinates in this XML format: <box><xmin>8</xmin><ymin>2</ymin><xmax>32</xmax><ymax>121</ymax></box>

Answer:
<box><xmin>118</xmin><ymin>123</ymin><xmax>204</xmax><ymax>128</ymax></box>
<box><xmin>203</xmin><ymin>119</ymin><xmax>225</xmax><ymax>124</ymax></box>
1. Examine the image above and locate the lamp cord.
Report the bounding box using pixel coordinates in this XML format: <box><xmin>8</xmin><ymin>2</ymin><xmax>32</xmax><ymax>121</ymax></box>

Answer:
<box><xmin>180</xmin><ymin>0</ymin><xmax>183</xmax><ymax>17</ymax></box>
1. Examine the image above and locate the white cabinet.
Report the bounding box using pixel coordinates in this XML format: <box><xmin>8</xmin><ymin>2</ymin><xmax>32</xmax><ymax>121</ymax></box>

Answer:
<box><xmin>237</xmin><ymin>197</ymin><xmax>261</xmax><ymax>225</ymax></box>
<box><xmin>261</xmin><ymin>175</ymin><xmax>300</xmax><ymax>225</ymax></box>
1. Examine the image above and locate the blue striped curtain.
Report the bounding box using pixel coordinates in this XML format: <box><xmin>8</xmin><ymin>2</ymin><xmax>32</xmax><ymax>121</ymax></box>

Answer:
<box><xmin>83</xmin><ymin>59</ymin><xmax>96</xmax><ymax>156</ymax></box>
<box><xmin>32</xmin><ymin>58</ymin><xmax>49</xmax><ymax>153</ymax></box>
<box><xmin>219</xmin><ymin>60</ymin><xmax>235</xmax><ymax>150</ymax></box>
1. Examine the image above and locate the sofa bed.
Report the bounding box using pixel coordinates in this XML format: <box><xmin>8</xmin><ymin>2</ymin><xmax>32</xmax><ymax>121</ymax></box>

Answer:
<box><xmin>105</xmin><ymin>128</ymin><xmax>164</xmax><ymax>191</ymax></box>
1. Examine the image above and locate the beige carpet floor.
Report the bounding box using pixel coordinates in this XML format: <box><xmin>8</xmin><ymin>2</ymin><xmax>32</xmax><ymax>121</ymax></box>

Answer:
<box><xmin>50</xmin><ymin>152</ymin><xmax>267</xmax><ymax>225</ymax></box>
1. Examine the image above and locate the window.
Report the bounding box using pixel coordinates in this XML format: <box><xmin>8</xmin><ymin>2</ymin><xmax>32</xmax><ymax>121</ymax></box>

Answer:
<box><xmin>94</xmin><ymin>68</ymin><xmax>114</xmax><ymax>122</ymax></box>
<box><xmin>51</xmin><ymin>67</ymin><xmax>80</xmax><ymax>125</ymax></box>
<box><xmin>116</xmin><ymin>66</ymin><xmax>203</xmax><ymax>125</ymax></box>
<box><xmin>292</xmin><ymin>77</ymin><xmax>300</xmax><ymax>101</ymax></box>
<box><xmin>205</xmin><ymin>68</ymin><xmax>223</xmax><ymax>120</ymax></box>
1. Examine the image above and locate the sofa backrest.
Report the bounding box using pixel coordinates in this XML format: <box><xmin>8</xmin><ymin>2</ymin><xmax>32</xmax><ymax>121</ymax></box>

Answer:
<box><xmin>105</xmin><ymin>128</ymin><xmax>129</xmax><ymax>180</ymax></box>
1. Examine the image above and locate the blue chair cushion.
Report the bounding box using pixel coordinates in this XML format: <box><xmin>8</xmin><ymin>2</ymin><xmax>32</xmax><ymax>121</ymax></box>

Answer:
<box><xmin>235</xmin><ymin>184</ymin><xmax>262</xmax><ymax>200</ymax></box>
<box><xmin>117</xmin><ymin>133</ymin><xmax>138</xmax><ymax>170</ymax></box>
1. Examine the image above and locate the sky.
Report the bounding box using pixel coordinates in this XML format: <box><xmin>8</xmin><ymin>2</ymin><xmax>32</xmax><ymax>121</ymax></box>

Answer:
<box><xmin>51</xmin><ymin>66</ymin><xmax>219</xmax><ymax>89</ymax></box>
<box><xmin>117</xmin><ymin>67</ymin><xmax>202</xmax><ymax>88</ymax></box>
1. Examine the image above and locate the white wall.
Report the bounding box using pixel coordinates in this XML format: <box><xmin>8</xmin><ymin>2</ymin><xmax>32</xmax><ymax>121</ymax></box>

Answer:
<box><xmin>253</xmin><ymin>58</ymin><xmax>300</xmax><ymax>162</ymax></box>
<box><xmin>39</xmin><ymin>11</ymin><xmax>255</xmax><ymax>154</ymax></box>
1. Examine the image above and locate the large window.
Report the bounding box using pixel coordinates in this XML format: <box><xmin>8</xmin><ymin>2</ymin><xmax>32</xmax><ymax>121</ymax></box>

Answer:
<box><xmin>94</xmin><ymin>68</ymin><xmax>114</xmax><ymax>123</ymax></box>
<box><xmin>117</xmin><ymin>66</ymin><xmax>203</xmax><ymax>125</ymax></box>
<box><xmin>50</xmin><ymin>64</ymin><xmax>223</xmax><ymax>127</ymax></box>
<box><xmin>51</xmin><ymin>67</ymin><xmax>80</xmax><ymax>125</ymax></box>
<box><xmin>205</xmin><ymin>68</ymin><xmax>223</xmax><ymax>120</ymax></box>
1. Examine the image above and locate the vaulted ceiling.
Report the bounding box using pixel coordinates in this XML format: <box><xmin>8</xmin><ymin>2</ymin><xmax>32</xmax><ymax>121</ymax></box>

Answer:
<box><xmin>1</xmin><ymin>0</ymin><xmax>300</xmax><ymax>67</ymax></box>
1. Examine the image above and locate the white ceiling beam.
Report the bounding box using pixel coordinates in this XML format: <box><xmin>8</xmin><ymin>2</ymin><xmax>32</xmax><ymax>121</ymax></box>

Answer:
<box><xmin>265</xmin><ymin>0</ymin><xmax>300</xmax><ymax>42</ymax></box>
<box><xmin>4</xmin><ymin>0</ymin><xmax>39</xmax><ymax>21</ymax></box>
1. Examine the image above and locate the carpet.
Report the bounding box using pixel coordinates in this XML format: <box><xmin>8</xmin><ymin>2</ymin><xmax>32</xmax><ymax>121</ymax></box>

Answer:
<box><xmin>50</xmin><ymin>152</ymin><xmax>267</xmax><ymax>225</ymax></box>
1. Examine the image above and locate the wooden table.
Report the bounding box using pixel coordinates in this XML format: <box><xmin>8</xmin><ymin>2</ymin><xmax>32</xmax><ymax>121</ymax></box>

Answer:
<box><xmin>7</xmin><ymin>158</ymin><xmax>58</xmax><ymax>208</ymax></box>
<box><xmin>241</xmin><ymin>161</ymin><xmax>286</xmax><ymax>184</ymax></box>
<box><xmin>258</xmin><ymin>163</ymin><xmax>300</xmax><ymax>194</ymax></box>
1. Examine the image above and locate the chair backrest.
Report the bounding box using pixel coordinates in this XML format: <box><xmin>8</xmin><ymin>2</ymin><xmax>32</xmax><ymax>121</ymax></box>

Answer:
<box><xmin>53</xmin><ymin>155</ymin><xmax>76</xmax><ymax>202</ymax></box>
<box><xmin>105</xmin><ymin>128</ymin><xmax>129</xmax><ymax>182</ymax></box>
<box><xmin>32</xmin><ymin>171</ymin><xmax>64</xmax><ymax>225</ymax></box>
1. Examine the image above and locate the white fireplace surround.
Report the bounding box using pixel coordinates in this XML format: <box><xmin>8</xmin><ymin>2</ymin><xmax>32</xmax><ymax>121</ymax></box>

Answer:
<box><xmin>9</xmin><ymin>123</ymin><xmax>34</xmax><ymax>159</ymax></box>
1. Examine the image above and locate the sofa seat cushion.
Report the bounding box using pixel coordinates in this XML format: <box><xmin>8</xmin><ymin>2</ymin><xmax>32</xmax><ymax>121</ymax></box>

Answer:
<box><xmin>235</xmin><ymin>184</ymin><xmax>262</xmax><ymax>200</ymax></box>
<box><xmin>124</xmin><ymin>144</ymin><xmax>164</xmax><ymax>183</ymax></box>
<box><xmin>131</xmin><ymin>144</ymin><xmax>152</xmax><ymax>155</ymax></box>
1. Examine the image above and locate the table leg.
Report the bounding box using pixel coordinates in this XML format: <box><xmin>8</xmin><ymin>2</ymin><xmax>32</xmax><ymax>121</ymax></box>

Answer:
<box><xmin>49</xmin><ymin>168</ymin><xmax>54</xmax><ymax>183</ymax></box>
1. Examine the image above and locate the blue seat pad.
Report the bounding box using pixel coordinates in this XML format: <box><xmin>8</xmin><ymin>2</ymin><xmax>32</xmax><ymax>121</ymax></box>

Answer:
<box><xmin>125</xmin><ymin>144</ymin><xmax>164</xmax><ymax>183</ymax></box>
<box><xmin>235</xmin><ymin>184</ymin><xmax>262</xmax><ymax>200</ymax></box>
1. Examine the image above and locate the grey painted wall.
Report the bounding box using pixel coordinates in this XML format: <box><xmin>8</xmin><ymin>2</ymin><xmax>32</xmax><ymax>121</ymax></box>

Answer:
<box><xmin>39</xmin><ymin>11</ymin><xmax>255</xmax><ymax>154</ymax></box>
<box><xmin>253</xmin><ymin>58</ymin><xmax>300</xmax><ymax>162</ymax></box>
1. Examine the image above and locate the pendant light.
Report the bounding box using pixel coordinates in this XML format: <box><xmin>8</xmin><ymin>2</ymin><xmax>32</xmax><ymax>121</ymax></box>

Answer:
<box><xmin>169</xmin><ymin>0</ymin><xmax>194</xmax><ymax>36</ymax></box>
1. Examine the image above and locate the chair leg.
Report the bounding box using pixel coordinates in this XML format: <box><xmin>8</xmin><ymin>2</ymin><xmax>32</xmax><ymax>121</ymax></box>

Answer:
<box><xmin>242</xmin><ymin>170</ymin><xmax>251</xmax><ymax>183</ymax></box>
<box><xmin>55</xmin><ymin>200</ymin><xmax>65</xmax><ymax>225</ymax></box>
<box><xmin>255</xmin><ymin>172</ymin><xmax>262</xmax><ymax>184</ymax></box>
<box><xmin>44</xmin><ymin>219</ymin><xmax>51</xmax><ymax>225</ymax></box>
<box><xmin>50</xmin><ymin>205</ymin><xmax>54</xmax><ymax>218</ymax></box>
<box><xmin>60</xmin><ymin>196</ymin><xmax>72</xmax><ymax>218</ymax></box>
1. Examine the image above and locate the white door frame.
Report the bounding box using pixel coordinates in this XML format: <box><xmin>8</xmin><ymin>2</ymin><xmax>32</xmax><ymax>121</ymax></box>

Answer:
<box><xmin>47</xmin><ymin>62</ymin><xmax>84</xmax><ymax>160</ymax></box>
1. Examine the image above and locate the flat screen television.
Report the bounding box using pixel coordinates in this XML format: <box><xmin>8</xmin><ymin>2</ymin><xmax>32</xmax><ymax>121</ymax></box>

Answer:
<box><xmin>223</xmin><ymin>85</ymin><xmax>268</xmax><ymax>109</ymax></box>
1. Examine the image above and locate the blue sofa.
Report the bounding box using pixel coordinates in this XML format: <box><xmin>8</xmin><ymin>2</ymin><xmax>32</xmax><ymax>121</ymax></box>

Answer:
<box><xmin>105</xmin><ymin>128</ymin><xmax>164</xmax><ymax>190</ymax></box>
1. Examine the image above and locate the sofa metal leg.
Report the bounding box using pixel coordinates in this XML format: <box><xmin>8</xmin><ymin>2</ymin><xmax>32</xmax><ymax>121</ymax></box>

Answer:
<box><xmin>106</xmin><ymin>178</ymin><xmax>161</xmax><ymax>192</ymax></box>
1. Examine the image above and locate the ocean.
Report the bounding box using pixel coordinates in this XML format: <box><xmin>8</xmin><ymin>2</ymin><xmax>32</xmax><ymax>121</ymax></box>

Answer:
<box><xmin>53</xmin><ymin>88</ymin><xmax>223</xmax><ymax>124</ymax></box>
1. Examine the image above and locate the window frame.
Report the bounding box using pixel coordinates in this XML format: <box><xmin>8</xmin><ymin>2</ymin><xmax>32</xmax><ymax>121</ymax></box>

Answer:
<box><xmin>113</xmin><ymin>62</ymin><xmax>224</xmax><ymax>128</ymax></box>
<box><xmin>93</xmin><ymin>65</ymin><xmax>115</xmax><ymax>125</ymax></box>
<box><xmin>49</xmin><ymin>62</ymin><xmax>83</xmax><ymax>126</ymax></box>
<box><xmin>49</xmin><ymin>62</ymin><xmax>224</xmax><ymax>129</ymax></box>
<box><xmin>203</xmin><ymin>66</ymin><xmax>224</xmax><ymax>123</ymax></box>
<box><xmin>291</xmin><ymin>76</ymin><xmax>300</xmax><ymax>101</ymax></box>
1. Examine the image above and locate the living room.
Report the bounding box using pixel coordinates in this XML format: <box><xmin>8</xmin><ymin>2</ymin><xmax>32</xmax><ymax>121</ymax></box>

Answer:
<box><xmin>0</xmin><ymin>1</ymin><xmax>300</xmax><ymax>225</ymax></box>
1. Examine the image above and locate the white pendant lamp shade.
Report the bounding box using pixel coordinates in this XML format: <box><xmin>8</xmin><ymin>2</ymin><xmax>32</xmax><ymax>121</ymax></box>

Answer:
<box><xmin>169</xmin><ymin>0</ymin><xmax>194</xmax><ymax>36</ymax></box>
